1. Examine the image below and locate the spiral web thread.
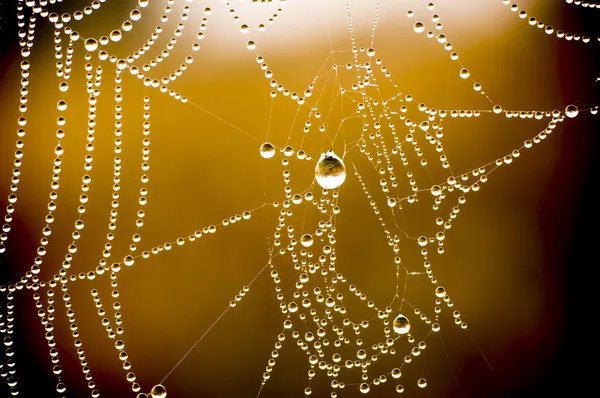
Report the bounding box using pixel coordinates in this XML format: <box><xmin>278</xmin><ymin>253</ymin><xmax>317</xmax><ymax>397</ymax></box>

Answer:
<box><xmin>0</xmin><ymin>0</ymin><xmax>598</xmax><ymax>397</ymax></box>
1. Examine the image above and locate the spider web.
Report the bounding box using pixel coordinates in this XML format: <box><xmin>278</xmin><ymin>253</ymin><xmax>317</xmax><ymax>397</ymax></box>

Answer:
<box><xmin>0</xmin><ymin>0</ymin><xmax>598</xmax><ymax>397</ymax></box>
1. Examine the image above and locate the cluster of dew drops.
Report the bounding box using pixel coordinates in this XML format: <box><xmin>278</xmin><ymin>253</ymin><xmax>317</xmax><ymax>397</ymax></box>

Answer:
<box><xmin>255</xmin><ymin>119</ymin><xmax>452</xmax><ymax>397</ymax></box>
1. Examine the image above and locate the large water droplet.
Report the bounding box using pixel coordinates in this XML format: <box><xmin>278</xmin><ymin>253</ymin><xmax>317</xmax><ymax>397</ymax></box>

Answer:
<box><xmin>110</xmin><ymin>30</ymin><xmax>122</xmax><ymax>42</ymax></box>
<box><xmin>435</xmin><ymin>286</ymin><xmax>446</xmax><ymax>298</ymax></box>
<box><xmin>393</xmin><ymin>314</ymin><xmax>411</xmax><ymax>334</ymax></box>
<box><xmin>315</xmin><ymin>150</ymin><xmax>346</xmax><ymax>190</ymax></box>
<box><xmin>150</xmin><ymin>385</ymin><xmax>167</xmax><ymax>398</ymax></box>
<box><xmin>392</xmin><ymin>314</ymin><xmax>410</xmax><ymax>334</ymax></box>
<box><xmin>300</xmin><ymin>234</ymin><xmax>314</xmax><ymax>247</ymax></box>
<box><xmin>259</xmin><ymin>142</ymin><xmax>275</xmax><ymax>159</ymax></box>
<box><xmin>565</xmin><ymin>104</ymin><xmax>578</xmax><ymax>118</ymax></box>
<box><xmin>84</xmin><ymin>38</ymin><xmax>98</xmax><ymax>51</ymax></box>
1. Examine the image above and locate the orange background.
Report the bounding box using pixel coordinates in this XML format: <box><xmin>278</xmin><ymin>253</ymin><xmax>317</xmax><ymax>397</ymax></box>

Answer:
<box><xmin>0</xmin><ymin>1</ymin><xmax>598</xmax><ymax>397</ymax></box>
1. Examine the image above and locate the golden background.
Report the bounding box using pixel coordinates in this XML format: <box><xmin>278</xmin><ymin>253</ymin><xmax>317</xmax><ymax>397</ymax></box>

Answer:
<box><xmin>0</xmin><ymin>0</ymin><xmax>597</xmax><ymax>397</ymax></box>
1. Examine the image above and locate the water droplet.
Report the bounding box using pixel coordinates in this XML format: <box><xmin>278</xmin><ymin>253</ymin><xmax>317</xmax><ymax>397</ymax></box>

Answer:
<box><xmin>393</xmin><ymin>314</ymin><xmax>411</xmax><ymax>334</ymax></box>
<box><xmin>110</xmin><ymin>30</ymin><xmax>122</xmax><ymax>42</ymax></box>
<box><xmin>417</xmin><ymin>236</ymin><xmax>428</xmax><ymax>246</ymax></box>
<box><xmin>435</xmin><ymin>286</ymin><xmax>446</xmax><ymax>298</ymax></box>
<box><xmin>150</xmin><ymin>384</ymin><xmax>167</xmax><ymax>398</ymax></box>
<box><xmin>260</xmin><ymin>142</ymin><xmax>275</xmax><ymax>159</ymax></box>
<box><xmin>459</xmin><ymin>68</ymin><xmax>470</xmax><ymax>79</ymax></box>
<box><xmin>247</xmin><ymin>40</ymin><xmax>256</xmax><ymax>50</ymax></box>
<box><xmin>84</xmin><ymin>38</ymin><xmax>98</xmax><ymax>51</ymax></box>
<box><xmin>300</xmin><ymin>234</ymin><xmax>313</xmax><ymax>247</ymax></box>
<box><xmin>414</xmin><ymin>22</ymin><xmax>425</xmax><ymax>33</ymax></box>
<box><xmin>430</xmin><ymin>185</ymin><xmax>442</xmax><ymax>196</ymax></box>
<box><xmin>283</xmin><ymin>146</ymin><xmax>294</xmax><ymax>156</ymax></box>
<box><xmin>367</xmin><ymin>48</ymin><xmax>376</xmax><ymax>57</ymax></box>
<box><xmin>396</xmin><ymin>384</ymin><xmax>405</xmax><ymax>393</ymax></box>
<box><xmin>417</xmin><ymin>378</ymin><xmax>427</xmax><ymax>388</ymax></box>
<box><xmin>315</xmin><ymin>150</ymin><xmax>346</xmax><ymax>190</ymax></box>
<box><xmin>130</xmin><ymin>9</ymin><xmax>142</xmax><ymax>21</ymax></box>
<box><xmin>359</xmin><ymin>383</ymin><xmax>370</xmax><ymax>394</ymax></box>
<box><xmin>391</xmin><ymin>368</ymin><xmax>401</xmax><ymax>379</ymax></box>
<box><xmin>565</xmin><ymin>104</ymin><xmax>578</xmax><ymax>118</ymax></box>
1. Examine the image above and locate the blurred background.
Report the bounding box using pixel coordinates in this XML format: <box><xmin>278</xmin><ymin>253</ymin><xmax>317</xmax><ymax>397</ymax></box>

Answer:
<box><xmin>0</xmin><ymin>0</ymin><xmax>598</xmax><ymax>397</ymax></box>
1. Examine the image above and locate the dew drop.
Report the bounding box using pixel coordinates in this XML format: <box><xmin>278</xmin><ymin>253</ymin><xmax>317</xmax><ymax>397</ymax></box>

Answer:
<box><xmin>110</xmin><ymin>30</ymin><xmax>123</xmax><ymax>42</ymax></box>
<box><xmin>565</xmin><ymin>104</ymin><xmax>578</xmax><ymax>118</ymax></box>
<box><xmin>130</xmin><ymin>9</ymin><xmax>142</xmax><ymax>21</ymax></box>
<box><xmin>84</xmin><ymin>38</ymin><xmax>98</xmax><ymax>51</ymax></box>
<box><xmin>414</xmin><ymin>22</ymin><xmax>425</xmax><ymax>33</ymax></box>
<box><xmin>359</xmin><ymin>383</ymin><xmax>370</xmax><ymax>394</ymax></box>
<box><xmin>283</xmin><ymin>146</ymin><xmax>294</xmax><ymax>156</ymax></box>
<box><xmin>459</xmin><ymin>68</ymin><xmax>470</xmax><ymax>79</ymax></box>
<box><xmin>247</xmin><ymin>40</ymin><xmax>256</xmax><ymax>50</ymax></box>
<box><xmin>300</xmin><ymin>234</ymin><xmax>314</xmax><ymax>247</ymax></box>
<box><xmin>430</xmin><ymin>185</ymin><xmax>442</xmax><ymax>196</ymax></box>
<box><xmin>435</xmin><ymin>286</ymin><xmax>446</xmax><ymax>298</ymax></box>
<box><xmin>150</xmin><ymin>384</ymin><xmax>167</xmax><ymax>398</ymax></box>
<box><xmin>393</xmin><ymin>314</ymin><xmax>410</xmax><ymax>334</ymax></box>
<box><xmin>315</xmin><ymin>150</ymin><xmax>346</xmax><ymax>190</ymax></box>
<box><xmin>367</xmin><ymin>48</ymin><xmax>376</xmax><ymax>57</ymax></box>
<box><xmin>417</xmin><ymin>378</ymin><xmax>427</xmax><ymax>388</ymax></box>
<box><xmin>260</xmin><ymin>142</ymin><xmax>275</xmax><ymax>159</ymax></box>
